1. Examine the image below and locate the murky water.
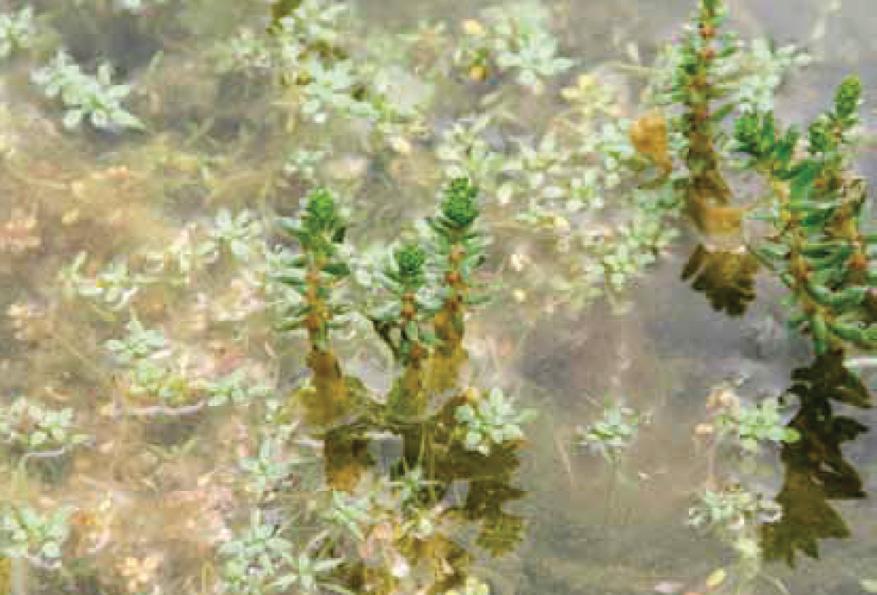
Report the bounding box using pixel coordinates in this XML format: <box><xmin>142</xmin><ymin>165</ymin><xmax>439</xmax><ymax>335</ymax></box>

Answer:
<box><xmin>1</xmin><ymin>0</ymin><xmax>875</xmax><ymax>594</ymax></box>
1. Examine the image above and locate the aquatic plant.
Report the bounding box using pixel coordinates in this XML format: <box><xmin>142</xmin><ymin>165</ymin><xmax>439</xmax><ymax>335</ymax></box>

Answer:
<box><xmin>0</xmin><ymin>503</ymin><xmax>74</xmax><ymax>570</ymax></box>
<box><xmin>104</xmin><ymin>318</ymin><xmax>167</xmax><ymax>364</ymax></box>
<box><xmin>454</xmin><ymin>388</ymin><xmax>534</xmax><ymax>456</ymax></box>
<box><xmin>370</xmin><ymin>241</ymin><xmax>440</xmax><ymax>392</ymax></box>
<box><xmin>113</xmin><ymin>0</ymin><xmax>169</xmax><ymax>13</ymax></box>
<box><xmin>576</xmin><ymin>403</ymin><xmax>640</xmax><ymax>463</ymax></box>
<box><xmin>688</xmin><ymin>486</ymin><xmax>781</xmax><ymax>536</ymax></box>
<box><xmin>0</xmin><ymin>6</ymin><xmax>36</xmax><ymax>60</ymax></box>
<box><xmin>218</xmin><ymin>508</ymin><xmax>347</xmax><ymax>594</ymax></box>
<box><xmin>734</xmin><ymin>76</ymin><xmax>877</xmax><ymax>354</ymax></box>
<box><xmin>270</xmin><ymin>0</ymin><xmax>349</xmax><ymax>47</ymax></box>
<box><xmin>31</xmin><ymin>51</ymin><xmax>143</xmax><ymax>131</ymax></box>
<box><xmin>205</xmin><ymin>370</ymin><xmax>271</xmax><ymax>408</ymax></box>
<box><xmin>284</xmin><ymin>147</ymin><xmax>329</xmax><ymax>187</ymax></box>
<box><xmin>430</xmin><ymin>178</ymin><xmax>489</xmax><ymax>354</ymax></box>
<box><xmin>435</xmin><ymin>82</ymin><xmax>681</xmax><ymax>316</ymax></box>
<box><xmin>715</xmin><ymin>397</ymin><xmax>800</xmax><ymax>455</ymax></box>
<box><xmin>688</xmin><ymin>485</ymin><xmax>781</xmax><ymax>579</ymax></box>
<box><xmin>0</xmin><ymin>398</ymin><xmax>89</xmax><ymax>457</ymax></box>
<box><xmin>126</xmin><ymin>359</ymin><xmax>198</xmax><ymax>407</ymax></box>
<box><xmin>445</xmin><ymin>576</ymin><xmax>491</xmax><ymax>595</ymax></box>
<box><xmin>203</xmin><ymin>208</ymin><xmax>264</xmax><ymax>263</ymax></box>
<box><xmin>455</xmin><ymin>1</ymin><xmax>573</xmax><ymax>92</ymax></box>
<box><xmin>239</xmin><ymin>438</ymin><xmax>298</xmax><ymax>501</ymax></box>
<box><xmin>668</xmin><ymin>0</ymin><xmax>736</xmax><ymax>213</ymax></box>
<box><xmin>275</xmin><ymin>187</ymin><xmax>352</xmax><ymax>410</ymax></box>
<box><xmin>59</xmin><ymin>253</ymin><xmax>147</xmax><ymax>311</ymax></box>
<box><xmin>217</xmin><ymin>509</ymin><xmax>295</xmax><ymax>594</ymax></box>
<box><xmin>0</xmin><ymin>0</ymin><xmax>868</xmax><ymax>591</ymax></box>
<box><xmin>299</xmin><ymin>58</ymin><xmax>374</xmax><ymax>125</ymax></box>
<box><xmin>323</xmin><ymin>489</ymin><xmax>372</xmax><ymax>541</ymax></box>
<box><xmin>732</xmin><ymin>39</ymin><xmax>810</xmax><ymax>113</ymax></box>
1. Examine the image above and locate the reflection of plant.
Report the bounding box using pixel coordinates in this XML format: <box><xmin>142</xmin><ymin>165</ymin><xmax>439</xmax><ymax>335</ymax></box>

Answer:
<box><xmin>31</xmin><ymin>51</ymin><xmax>143</xmax><ymax>131</ymax></box>
<box><xmin>763</xmin><ymin>354</ymin><xmax>871</xmax><ymax>565</ymax></box>
<box><xmin>454</xmin><ymin>388</ymin><xmax>534</xmax><ymax>455</ymax></box>
<box><xmin>577</xmin><ymin>403</ymin><xmax>640</xmax><ymax>462</ymax></box>
<box><xmin>0</xmin><ymin>503</ymin><xmax>74</xmax><ymax>570</ymax></box>
<box><xmin>681</xmin><ymin>245</ymin><xmax>759</xmax><ymax>317</ymax></box>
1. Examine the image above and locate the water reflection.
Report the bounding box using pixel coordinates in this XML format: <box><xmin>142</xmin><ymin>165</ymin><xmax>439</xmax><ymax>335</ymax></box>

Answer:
<box><xmin>681</xmin><ymin>244</ymin><xmax>760</xmax><ymax>317</ymax></box>
<box><xmin>763</xmin><ymin>353</ymin><xmax>871</xmax><ymax>565</ymax></box>
<box><xmin>305</xmin><ymin>355</ymin><xmax>526</xmax><ymax>591</ymax></box>
<box><xmin>317</xmin><ymin>405</ymin><xmax>525</xmax><ymax>590</ymax></box>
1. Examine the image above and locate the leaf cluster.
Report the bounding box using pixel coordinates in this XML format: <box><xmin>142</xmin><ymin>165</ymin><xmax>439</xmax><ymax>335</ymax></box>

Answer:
<box><xmin>735</xmin><ymin>76</ymin><xmax>876</xmax><ymax>354</ymax></box>
<box><xmin>275</xmin><ymin>188</ymin><xmax>352</xmax><ymax>348</ymax></box>
<box><xmin>30</xmin><ymin>50</ymin><xmax>143</xmax><ymax>131</ymax></box>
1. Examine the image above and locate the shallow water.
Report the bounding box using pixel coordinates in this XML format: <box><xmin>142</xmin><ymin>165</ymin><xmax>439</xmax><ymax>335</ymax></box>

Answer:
<box><xmin>1</xmin><ymin>0</ymin><xmax>876</xmax><ymax>594</ymax></box>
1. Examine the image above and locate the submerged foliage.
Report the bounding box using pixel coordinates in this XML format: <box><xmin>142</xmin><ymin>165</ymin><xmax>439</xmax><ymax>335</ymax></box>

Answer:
<box><xmin>31</xmin><ymin>51</ymin><xmax>143</xmax><ymax>131</ymax></box>
<box><xmin>0</xmin><ymin>0</ymin><xmax>872</xmax><ymax>592</ymax></box>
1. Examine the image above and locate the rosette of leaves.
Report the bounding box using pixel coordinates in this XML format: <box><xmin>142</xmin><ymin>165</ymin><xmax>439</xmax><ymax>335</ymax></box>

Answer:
<box><xmin>0</xmin><ymin>503</ymin><xmax>74</xmax><ymax>570</ymax></box>
<box><xmin>205</xmin><ymin>369</ymin><xmax>271</xmax><ymax>407</ymax></box>
<box><xmin>734</xmin><ymin>76</ymin><xmax>877</xmax><ymax>354</ymax></box>
<box><xmin>239</xmin><ymin>438</ymin><xmax>298</xmax><ymax>501</ymax></box>
<box><xmin>59</xmin><ymin>252</ymin><xmax>148</xmax><ymax>312</ymax></box>
<box><xmin>688</xmin><ymin>485</ymin><xmax>781</xmax><ymax>535</ymax></box>
<box><xmin>218</xmin><ymin>509</ymin><xmax>345</xmax><ymax>594</ymax></box>
<box><xmin>104</xmin><ymin>318</ymin><xmax>167</xmax><ymax>364</ymax></box>
<box><xmin>429</xmin><ymin>178</ymin><xmax>489</xmax><ymax>355</ymax></box>
<box><xmin>0</xmin><ymin>6</ymin><xmax>36</xmax><ymax>60</ymax></box>
<box><xmin>31</xmin><ymin>50</ymin><xmax>143</xmax><ymax>131</ymax></box>
<box><xmin>454</xmin><ymin>388</ymin><xmax>534</xmax><ymax>456</ymax></box>
<box><xmin>715</xmin><ymin>397</ymin><xmax>800</xmax><ymax>455</ymax></box>
<box><xmin>576</xmin><ymin>403</ymin><xmax>640</xmax><ymax>463</ymax></box>
<box><xmin>0</xmin><ymin>398</ymin><xmax>90</xmax><ymax>457</ymax></box>
<box><xmin>203</xmin><ymin>209</ymin><xmax>264</xmax><ymax>263</ymax></box>
<box><xmin>455</xmin><ymin>2</ymin><xmax>574</xmax><ymax>92</ymax></box>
